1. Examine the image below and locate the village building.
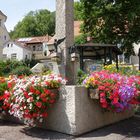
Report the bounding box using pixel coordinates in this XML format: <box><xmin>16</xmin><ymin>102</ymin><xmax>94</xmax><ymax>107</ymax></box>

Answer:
<box><xmin>3</xmin><ymin>40</ymin><xmax>32</xmax><ymax>61</ymax></box>
<box><xmin>0</xmin><ymin>10</ymin><xmax>10</xmax><ymax>58</ymax></box>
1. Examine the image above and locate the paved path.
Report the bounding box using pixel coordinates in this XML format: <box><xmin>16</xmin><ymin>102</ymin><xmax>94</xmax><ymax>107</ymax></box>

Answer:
<box><xmin>0</xmin><ymin>116</ymin><xmax>140</xmax><ymax>140</ymax></box>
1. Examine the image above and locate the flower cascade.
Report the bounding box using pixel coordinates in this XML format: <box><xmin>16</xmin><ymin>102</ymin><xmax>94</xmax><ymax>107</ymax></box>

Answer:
<box><xmin>83</xmin><ymin>70</ymin><xmax>140</xmax><ymax>112</ymax></box>
<box><xmin>3</xmin><ymin>74</ymin><xmax>67</xmax><ymax>126</ymax></box>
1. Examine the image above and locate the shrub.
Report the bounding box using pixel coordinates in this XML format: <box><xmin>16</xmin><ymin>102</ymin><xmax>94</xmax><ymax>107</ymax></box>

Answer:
<box><xmin>0</xmin><ymin>60</ymin><xmax>26</xmax><ymax>76</ymax></box>
<box><xmin>10</xmin><ymin>66</ymin><xmax>32</xmax><ymax>76</ymax></box>
<box><xmin>76</xmin><ymin>69</ymin><xmax>87</xmax><ymax>85</ymax></box>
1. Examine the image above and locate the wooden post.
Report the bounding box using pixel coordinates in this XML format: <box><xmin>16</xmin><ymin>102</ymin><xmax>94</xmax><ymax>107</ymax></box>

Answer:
<box><xmin>109</xmin><ymin>47</ymin><xmax>112</xmax><ymax>64</ymax></box>
<box><xmin>116</xmin><ymin>54</ymin><xmax>119</xmax><ymax>71</ymax></box>
<box><xmin>104</xmin><ymin>47</ymin><xmax>107</xmax><ymax>65</ymax></box>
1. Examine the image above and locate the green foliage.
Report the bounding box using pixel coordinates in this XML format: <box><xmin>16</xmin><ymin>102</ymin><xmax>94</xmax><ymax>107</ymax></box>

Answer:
<box><xmin>104</xmin><ymin>64</ymin><xmax>140</xmax><ymax>76</ymax></box>
<box><xmin>74</xmin><ymin>34</ymin><xmax>87</xmax><ymax>45</ymax></box>
<box><xmin>81</xmin><ymin>0</ymin><xmax>140</xmax><ymax>57</ymax></box>
<box><xmin>24</xmin><ymin>59</ymin><xmax>40</xmax><ymax>68</ymax></box>
<box><xmin>76</xmin><ymin>69</ymin><xmax>87</xmax><ymax>85</ymax></box>
<box><xmin>0</xmin><ymin>60</ymin><xmax>26</xmax><ymax>76</ymax></box>
<box><xmin>10</xmin><ymin>66</ymin><xmax>32</xmax><ymax>76</ymax></box>
<box><xmin>10</xmin><ymin>9</ymin><xmax>55</xmax><ymax>39</ymax></box>
<box><xmin>74</xmin><ymin>1</ymin><xmax>84</xmax><ymax>20</ymax></box>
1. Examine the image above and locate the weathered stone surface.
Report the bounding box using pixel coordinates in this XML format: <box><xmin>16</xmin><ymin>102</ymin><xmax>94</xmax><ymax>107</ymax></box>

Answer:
<box><xmin>55</xmin><ymin>0</ymin><xmax>74</xmax><ymax>84</ymax></box>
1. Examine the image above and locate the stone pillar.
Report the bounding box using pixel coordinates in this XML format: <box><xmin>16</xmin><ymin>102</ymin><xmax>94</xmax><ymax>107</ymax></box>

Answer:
<box><xmin>56</xmin><ymin>0</ymin><xmax>74</xmax><ymax>84</ymax></box>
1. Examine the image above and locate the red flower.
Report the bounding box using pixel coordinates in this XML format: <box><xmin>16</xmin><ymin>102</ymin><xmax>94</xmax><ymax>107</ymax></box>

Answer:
<box><xmin>33</xmin><ymin>113</ymin><xmax>38</xmax><ymax>117</ymax></box>
<box><xmin>35</xmin><ymin>90</ymin><xmax>41</xmax><ymax>95</ymax></box>
<box><xmin>30</xmin><ymin>86</ymin><xmax>35</xmax><ymax>93</ymax></box>
<box><xmin>36</xmin><ymin>102</ymin><xmax>42</xmax><ymax>108</ymax></box>
<box><xmin>112</xmin><ymin>98</ymin><xmax>119</xmax><ymax>104</ymax></box>
<box><xmin>42</xmin><ymin>112</ymin><xmax>48</xmax><ymax>117</ymax></box>
<box><xmin>8</xmin><ymin>82</ymin><xmax>12</xmax><ymax>88</ymax></box>
<box><xmin>44</xmin><ymin>89</ymin><xmax>50</xmax><ymax>95</ymax></box>
<box><xmin>99</xmin><ymin>86</ymin><xmax>105</xmax><ymax>90</ymax></box>
<box><xmin>41</xmin><ymin>98</ymin><xmax>47</xmax><ymax>102</ymax></box>
<box><xmin>40</xmin><ymin>93</ymin><xmax>46</xmax><ymax>98</ymax></box>
<box><xmin>101</xmin><ymin>102</ymin><xmax>108</xmax><ymax>108</ymax></box>
<box><xmin>45</xmin><ymin>81</ymin><xmax>50</xmax><ymax>86</ymax></box>
<box><xmin>100</xmin><ymin>92</ymin><xmax>105</xmax><ymax>97</ymax></box>
<box><xmin>50</xmin><ymin>93</ymin><xmax>56</xmax><ymax>98</ymax></box>
<box><xmin>24</xmin><ymin>91</ymin><xmax>30</xmax><ymax>98</ymax></box>
<box><xmin>49</xmin><ymin>99</ymin><xmax>55</xmax><ymax>104</ymax></box>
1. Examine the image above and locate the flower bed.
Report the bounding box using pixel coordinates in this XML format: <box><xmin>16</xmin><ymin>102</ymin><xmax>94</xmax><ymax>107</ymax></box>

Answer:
<box><xmin>83</xmin><ymin>70</ymin><xmax>140</xmax><ymax>113</ymax></box>
<box><xmin>0</xmin><ymin>74</ymin><xmax>66</xmax><ymax>126</ymax></box>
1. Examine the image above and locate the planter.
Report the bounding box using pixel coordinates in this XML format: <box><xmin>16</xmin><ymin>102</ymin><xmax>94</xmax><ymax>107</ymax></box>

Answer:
<box><xmin>88</xmin><ymin>88</ymin><xmax>99</xmax><ymax>99</ymax></box>
<box><xmin>1</xmin><ymin>86</ymin><xmax>134</xmax><ymax>136</ymax></box>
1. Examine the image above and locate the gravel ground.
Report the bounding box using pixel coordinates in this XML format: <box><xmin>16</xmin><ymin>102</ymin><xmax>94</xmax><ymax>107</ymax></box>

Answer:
<box><xmin>0</xmin><ymin>116</ymin><xmax>140</xmax><ymax>140</ymax></box>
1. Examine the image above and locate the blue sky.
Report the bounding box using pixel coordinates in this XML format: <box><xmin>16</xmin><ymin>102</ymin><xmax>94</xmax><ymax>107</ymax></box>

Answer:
<box><xmin>0</xmin><ymin>0</ymin><xmax>78</xmax><ymax>32</ymax></box>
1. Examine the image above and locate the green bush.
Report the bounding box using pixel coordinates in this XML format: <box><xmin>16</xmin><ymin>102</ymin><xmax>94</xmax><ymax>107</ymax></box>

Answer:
<box><xmin>0</xmin><ymin>60</ymin><xmax>27</xmax><ymax>76</ymax></box>
<box><xmin>76</xmin><ymin>69</ymin><xmax>87</xmax><ymax>85</ymax></box>
<box><xmin>10</xmin><ymin>66</ymin><xmax>32</xmax><ymax>76</ymax></box>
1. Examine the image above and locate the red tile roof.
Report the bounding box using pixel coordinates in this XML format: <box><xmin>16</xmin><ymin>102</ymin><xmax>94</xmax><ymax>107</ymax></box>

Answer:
<box><xmin>17</xmin><ymin>35</ymin><xmax>51</xmax><ymax>44</ymax></box>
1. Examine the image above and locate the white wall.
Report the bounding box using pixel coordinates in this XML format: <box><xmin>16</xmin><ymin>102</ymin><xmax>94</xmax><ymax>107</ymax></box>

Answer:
<box><xmin>3</xmin><ymin>41</ymin><xmax>31</xmax><ymax>61</ymax></box>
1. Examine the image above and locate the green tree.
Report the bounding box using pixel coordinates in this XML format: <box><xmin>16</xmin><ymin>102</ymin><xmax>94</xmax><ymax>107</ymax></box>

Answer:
<box><xmin>10</xmin><ymin>9</ymin><xmax>55</xmax><ymax>39</ymax></box>
<box><xmin>81</xmin><ymin>0</ymin><xmax>140</xmax><ymax>57</ymax></box>
<box><xmin>74</xmin><ymin>1</ymin><xmax>84</xmax><ymax>20</ymax></box>
<box><xmin>74</xmin><ymin>34</ymin><xmax>87</xmax><ymax>45</ymax></box>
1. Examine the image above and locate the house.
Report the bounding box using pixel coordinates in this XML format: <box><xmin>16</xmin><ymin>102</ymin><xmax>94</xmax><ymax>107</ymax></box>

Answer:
<box><xmin>3</xmin><ymin>41</ymin><xmax>32</xmax><ymax>61</ymax></box>
<box><xmin>0</xmin><ymin>10</ymin><xmax>10</xmax><ymax>58</ymax></box>
<box><xmin>16</xmin><ymin>35</ymin><xmax>51</xmax><ymax>60</ymax></box>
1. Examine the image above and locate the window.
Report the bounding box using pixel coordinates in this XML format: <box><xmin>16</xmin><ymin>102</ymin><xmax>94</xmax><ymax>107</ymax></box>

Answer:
<box><xmin>11</xmin><ymin>53</ymin><xmax>17</xmax><ymax>60</ymax></box>
<box><xmin>2</xmin><ymin>54</ymin><xmax>7</xmax><ymax>59</ymax></box>
<box><xmin>4</xmin><ymin>36</ymin><xmax>6</xmax><ymax>40</ymax></box>
<box><xmin>25</xmin><ymin>55</ymin><xmax>28</xmax><ymax>59</ymax></box>
<box><xmin>33</xmin><ymin>46</ymin><xmax>36</xmax><ymax>51</ymax></box>
<box><xmin>7</xmin><ymin>44</ymin><xmax>9</xmax><ymax>47</ymax></box>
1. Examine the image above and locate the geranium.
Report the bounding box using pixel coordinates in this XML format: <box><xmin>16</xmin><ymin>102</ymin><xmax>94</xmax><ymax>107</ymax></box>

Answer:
<box><xmin>83</xmin><ymin>70</ymin><xmax>140</xmax><ymax>112</ymax></box>
<box><xmin>0</xmin><ymin>77</ymin><xmax>14</xmax><ymax>112</ymax></box>
<box><xmin>3</xmin><ymin>74</ymin><xmax>67</xmax><ymax>126</ymax></box>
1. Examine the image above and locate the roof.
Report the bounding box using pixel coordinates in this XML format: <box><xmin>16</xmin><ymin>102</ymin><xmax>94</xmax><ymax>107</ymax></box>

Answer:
<box><xmin>4</xmin><ymin>40</ymin><xmax>31</xmax><ymax>51</ymax></box>
<box><xmin>47</xmin><ymin>21</ymin><xmax>82</xmax><ymax>45</ymax></box>
<box><xmin>0</xmin><ymin>10</ymin><xmax>7</xmax><ymax>21</ymax></box>
<box><xmin>77</xmin><ymin>43</ymin><xmax>122</xmax><ymax>55</ymax></box>
<box><xmin>17</xmin><ymin>35</ymin><xmax>51</xmax><ymax>44</ymax></box>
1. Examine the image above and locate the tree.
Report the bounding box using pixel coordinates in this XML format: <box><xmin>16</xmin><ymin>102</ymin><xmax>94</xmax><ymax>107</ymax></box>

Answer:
<box><xmin>74</xmin><ymin>1</ymin><xmax>84</xmax><ymax>20</ymax></box>
<box><xmin>81</xmin><ymin>0</ymin><xmax>140</xmax><ymax>57</ymax></box>
<box><xmin>10</xmin><ymin>9</ymin><xmax>55</xmax><ymax>39</ymax></box>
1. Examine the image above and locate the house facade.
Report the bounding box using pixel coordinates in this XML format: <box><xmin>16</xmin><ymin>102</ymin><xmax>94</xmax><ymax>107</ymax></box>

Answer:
<box><xmin>0</xmin><ymin>10</ymin><xmax>10</xmax><ymax>58</ymax></box>
<box><xmin>16</xmin><ymin>35</ymin><xmax>51</xmax><ymax>60</ymax></box>
<box><xmin>3</xmin><ymin>41</ymin><xmax>32</xmax><ymax>61</ymax></box>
